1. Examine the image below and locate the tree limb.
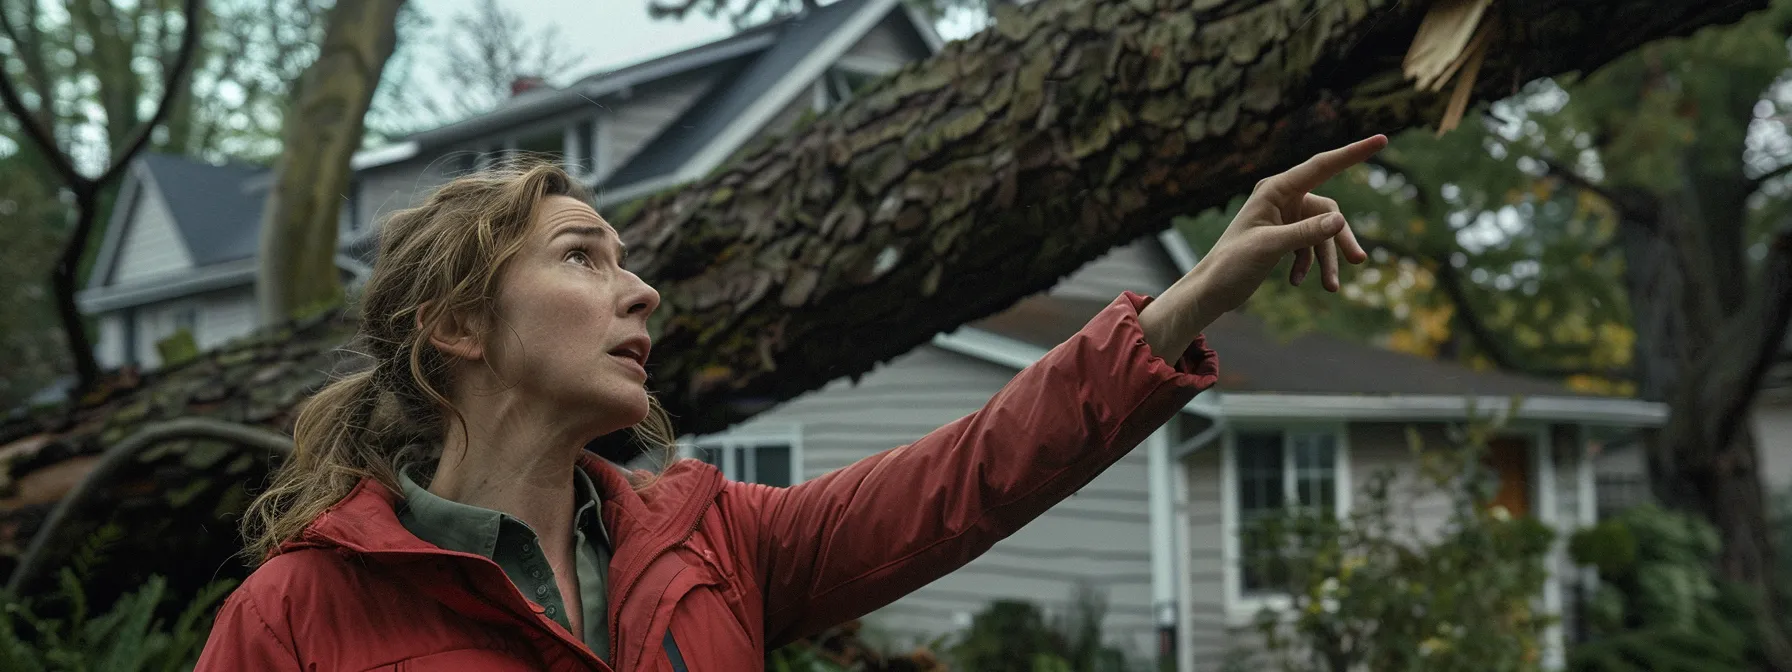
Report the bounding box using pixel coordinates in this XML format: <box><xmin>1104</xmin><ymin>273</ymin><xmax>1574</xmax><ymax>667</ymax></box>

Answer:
<box><xmin>4</xmin><ymin>418</ymin><xmax>293</xmax><ymax>595</ymax></box>
<box><xmin>1357</xmin><ymin>234</ymin><xmax>1635</xmax><ymax>382</ymax></box>
<box><xmin>1749</xmin><ymin>161</ymin><xmax>1792</xmax><ymax>194</ymax></box>
<box><xmin>0</xmin><ymin>47</ymin><xmax>83</xmax><ymax>190</ymax></box>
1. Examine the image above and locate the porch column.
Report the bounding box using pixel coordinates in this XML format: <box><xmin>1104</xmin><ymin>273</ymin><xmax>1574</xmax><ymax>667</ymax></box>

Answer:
<box><xmin>1148</xmin><ymin>426</ymin><xmax>1178</xmax><ymax>665</ymax></box>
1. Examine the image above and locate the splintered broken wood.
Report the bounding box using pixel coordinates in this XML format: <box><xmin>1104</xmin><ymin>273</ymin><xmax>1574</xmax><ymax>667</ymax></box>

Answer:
<box><xmin>1402</xmin><ymin>0</ymin><xmax>1499</xmax><ymax>132</ymax></box>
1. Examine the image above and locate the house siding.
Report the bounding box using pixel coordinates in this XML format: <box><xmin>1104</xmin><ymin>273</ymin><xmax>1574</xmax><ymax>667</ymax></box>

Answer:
<box><xmin>1753</xmin><ymin>400</ymin><xmax>1792</xmax><ymax>490</ymax></box>
<box><xmin>1049</xmin><ymin>237</ymin><xmax>1180</xmax><ymax>301</ymax></box>
<box><xmin>607</xmin><ymin>73</ymin><xmax>718</xmax><ymax>179</ymax></box>
<box><xmin>842</xmin><ymin>13</ymin><xmax>925</xmax><ymax>67</ymax></box>
<box><xmin>354</xmin><ymin>159</ymin><xmax>450</xmax><ymax>234</ymax></box>
<box><xmin>1179</xmin><ymin>445</ymin><xmax>1229</xmax><ymax>670</ymax></box>
<box><xmin>110</xmin><ymin>184</ymin><xmax>194</xmax><ymax>285</ymax></box>
<box><xmin>728</xmin><ymin>344</ymin><xmax>1159</xmax><ymax>658</ymax></box>
<box><xmin>96</xmin><ymin>313</ymin><xmax>127</xmax><ymax>368</ymax></box>
<box><xmin>196</xmin><ymin>286</ymin><xmax>260</xmax><ymax>351</ymax></box>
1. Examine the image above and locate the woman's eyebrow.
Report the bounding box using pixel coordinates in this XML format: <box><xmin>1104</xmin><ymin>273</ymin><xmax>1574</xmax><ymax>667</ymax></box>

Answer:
<box><xmin>550</xmin><ymin>225</ymin><xmax>612</xmax><ymax>242</ymax></box>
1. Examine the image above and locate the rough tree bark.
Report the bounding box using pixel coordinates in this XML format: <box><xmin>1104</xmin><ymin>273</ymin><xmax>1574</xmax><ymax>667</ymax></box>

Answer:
<box><xmin>614</xmin><ymin>0</ymin><xmax>1769</xmax><ymax>438</ymax></box>
<box><xmin>0</xmin><ymin>0</ymin><xmax>1769</xmax><ymax>609</ymax></box>
<box><xmin>255</xmin><ymin>0</ymin><xmax>405</xmax><ymax>323</ymax></box>
<box><xmin>0</xmin><ymin>0</ymin><xmax>204</xmax><ymax>392</ymax></box>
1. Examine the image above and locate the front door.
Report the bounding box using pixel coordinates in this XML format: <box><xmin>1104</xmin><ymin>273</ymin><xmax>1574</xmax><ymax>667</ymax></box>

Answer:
<box><xmin>1485</xmin><ymin>437</ymin><xmax>1531</xmax><ymax>517</ymax></box>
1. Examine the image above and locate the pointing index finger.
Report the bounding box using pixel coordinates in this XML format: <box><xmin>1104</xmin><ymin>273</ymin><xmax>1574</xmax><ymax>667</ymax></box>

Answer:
<box><xmin>1277</xmin><ymin>135</ymin><xmax>1389</xmax><ymax>194</ymax></box>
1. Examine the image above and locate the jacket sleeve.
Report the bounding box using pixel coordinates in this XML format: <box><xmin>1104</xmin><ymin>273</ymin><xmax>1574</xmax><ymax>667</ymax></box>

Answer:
<box><xmin>194</xmin><ymin>589</ymin><xmax>302</xmax><ymax>671</ymax></box>
<box><xmin>731</xmin><ymin>292</ymin><xmax>1220</xmax><ymax>646</ymax></box>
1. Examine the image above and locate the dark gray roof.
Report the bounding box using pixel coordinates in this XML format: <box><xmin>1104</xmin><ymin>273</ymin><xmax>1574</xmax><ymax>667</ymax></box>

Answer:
<box><xmin>603</xmin><ymin>0</ymin><xmax>873</xmax><ymax>186</ymax></box>
<box><xmin>139</xmin><ymin>153</ymin><xmax>267</xmax><ymax>266</ymax></box>
<box><xmin>972</xmin><ymin>294</ymin><xmax>1593</xmax><ymax>399</ymax></box>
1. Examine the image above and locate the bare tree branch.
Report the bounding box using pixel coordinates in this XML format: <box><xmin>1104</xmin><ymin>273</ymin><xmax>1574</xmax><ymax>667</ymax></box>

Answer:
<box><xmin>96</xmin><ymin>0</ymin><xmax>203</xmax><ymax>185</ymax></box>
<box><xmin>1750</xmin><ymin>161</ymin><xmax>1792</xmax><ymax>194</ymax></box>
<box><xmin>1358</xmin><ymin>233</ymin><xmax>1635</xmax><ymax>381</ymax></box>
<box><xmin>0</xmin><ymin>0</ymin><xmax>206</xmax><ymax>391</ymax></box>
<box><xmin>0</xmin><ymin>2</ymin><xmax>60</xmax><ymax>129</ymax></box>
<box><xmin>0</xmin><ymin>52</ymin><xmax>83</xmax><ymax>189</ymax></box>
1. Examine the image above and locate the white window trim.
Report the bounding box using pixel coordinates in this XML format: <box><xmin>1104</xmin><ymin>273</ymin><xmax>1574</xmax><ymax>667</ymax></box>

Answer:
<box><xmin>1221</xmin><ymin>421</ymin><xmax>1351</xmax><ymax>625</ymax></box>
<box><xmin>684</xmin><ymin>424</ymin><xmax>806</xmax><ymax>487</ymax></box>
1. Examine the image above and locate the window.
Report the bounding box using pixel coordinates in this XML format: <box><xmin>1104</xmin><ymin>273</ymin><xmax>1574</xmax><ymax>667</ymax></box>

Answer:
<box><xmin>1232</xmin><ymin>429</ymin><xmax>1343</xmax><ymax>595</ymax></box>
<box><xmin>688</xmin><ymin>428</ymin><xmax>802</xmax><ymax>487</ymax></box>
<box><xmin>513</xmin><ymin>127</ymin><xmax>564</xmax><ymax>160</ymax></box>
<box><xmin>172</xmin><ymin>305</ymin><xmax>198</xmax><ymax>336</ymax></box>
<box><xmin>823</xmin><ymin>67</ymin><xmax>881</xmax><ymax>105</ymax></box>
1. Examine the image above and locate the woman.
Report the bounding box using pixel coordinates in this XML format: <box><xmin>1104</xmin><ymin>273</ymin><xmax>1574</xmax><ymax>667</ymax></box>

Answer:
<box><xmin>195</xmin><ymin>135</ymin><xmax>1387</xmax><ymax>671</ymax></box>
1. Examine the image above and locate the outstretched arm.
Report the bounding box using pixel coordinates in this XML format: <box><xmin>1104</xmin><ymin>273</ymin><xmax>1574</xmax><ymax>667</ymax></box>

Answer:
<box><xmin>731</xmin><ymin>135</ymin><xmax>1387</xmax><ymax>647</ymax></box>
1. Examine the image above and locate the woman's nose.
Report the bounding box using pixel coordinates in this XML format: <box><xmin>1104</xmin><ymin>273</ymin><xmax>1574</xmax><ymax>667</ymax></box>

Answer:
<box><xmin>625</xmin><ymin>273</ymin><xmax>660</xmax><ymax>317</ymax></box>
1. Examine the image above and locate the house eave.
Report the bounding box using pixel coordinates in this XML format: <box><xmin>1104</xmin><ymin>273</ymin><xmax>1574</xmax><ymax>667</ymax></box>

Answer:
<box><xmin>1215</xmin><ymin>392</ymin><xmax>1669</xmax><ymax>427</ymax></box>
<box><xmin>77</xmin><ymin>255</ymin><xmax>365</xmax><ymax>314</ymax></box>
<box><xmin>77</xmin><ymin>259</ymin><xmax>259</xmax><ymax>314</ymax></box>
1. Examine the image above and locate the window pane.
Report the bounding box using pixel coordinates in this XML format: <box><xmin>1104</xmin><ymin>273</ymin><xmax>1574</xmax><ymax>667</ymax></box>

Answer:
<box><xmin>1293</xmin><ymin>434</ymin><xmax>1337</xmax><ymax>510</ymax></box>
<box><xmin>515</xmin><ymin>130</ymin><xmax>563</xmax><ymax>161</ymax></box>
<box><xmin>1235</xmin><ymin>432</ymin><xmax>1283</xmax><ymax>516</ymax></box>
<box><xmin>751</xmin><ymin>444</ymin><xmax>792</xmax><ymax>487</ymax></box>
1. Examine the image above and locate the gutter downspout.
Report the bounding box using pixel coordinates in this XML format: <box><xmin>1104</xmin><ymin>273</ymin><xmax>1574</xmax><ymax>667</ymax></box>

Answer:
<box><xmin>1153</xmin><ymin>418</ymin><xmax>1226</xmax><ymax>670</ymax></box>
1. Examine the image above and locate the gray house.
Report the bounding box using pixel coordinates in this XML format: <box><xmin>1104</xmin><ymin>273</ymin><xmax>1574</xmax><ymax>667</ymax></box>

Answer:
<box><xmin>78</xmin><ymin>0</ymin><xmax>940</xmax><ymax>370</ymax></box>
<box><xmin>80</xmin><ymin>2</ymin><xmax>1671</xmax><ymax>669</ymax></box>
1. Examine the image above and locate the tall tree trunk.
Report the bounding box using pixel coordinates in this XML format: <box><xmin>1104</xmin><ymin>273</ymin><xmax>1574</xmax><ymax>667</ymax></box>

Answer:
<box><xmin>255</xmin><ymin>0</ymin><xmax>405</xmax><ymax>323</ymax></box>
<box><xmin>1625</xmin><ymin>172</ymin><xmax>1792</xmax><ymax>665</ymax></box>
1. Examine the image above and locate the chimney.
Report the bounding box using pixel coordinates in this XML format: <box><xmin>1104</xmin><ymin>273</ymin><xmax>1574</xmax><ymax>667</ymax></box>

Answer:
<box><xmin>510</xmin><ymin>76</ymin><xmax>548</xmax><ymax>97</ymax></box>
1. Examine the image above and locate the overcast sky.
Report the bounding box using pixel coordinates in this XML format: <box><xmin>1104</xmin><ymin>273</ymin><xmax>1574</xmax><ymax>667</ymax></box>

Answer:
<box><xmin>407</xmin><ymin>0</ymin><xmax>982</xmax><ymax>79</ymax></box>
<box><xmin>411</xmin><ymin>0</ymin><xmax>739</xmax><ymax>77</ymax></box>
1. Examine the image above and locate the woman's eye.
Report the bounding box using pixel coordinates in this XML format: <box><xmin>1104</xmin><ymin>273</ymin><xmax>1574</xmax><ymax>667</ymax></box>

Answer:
<box><xmin>565</xmin><ymin>250</ymin><xmax>592</xmax><ymax>266</ymax></box>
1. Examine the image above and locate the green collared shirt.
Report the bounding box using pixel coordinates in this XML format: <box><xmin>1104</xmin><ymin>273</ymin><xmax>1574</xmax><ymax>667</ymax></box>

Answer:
<box><xmin>396</xmin><ymin>468</ymin><xmax>611</xmax><ymax>659</ymax></box>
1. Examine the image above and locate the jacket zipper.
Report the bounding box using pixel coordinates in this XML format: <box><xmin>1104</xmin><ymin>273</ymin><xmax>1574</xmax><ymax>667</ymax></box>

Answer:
<box><xmin>608</xmin><ymin>494</ymin><xmax>714</xmax><ymax>665</ymax></box>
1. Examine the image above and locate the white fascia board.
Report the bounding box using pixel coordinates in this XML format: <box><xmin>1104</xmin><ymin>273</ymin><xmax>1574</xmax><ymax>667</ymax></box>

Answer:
<box><xmin>349</xmin><ymin>141</ymin><xmax>420</xmax><ymax>171</ymax></box>
<box><xmin>76</xmin><ymin>258</ymin><xmax>258</xmax><ymax>314</ymax></box>
<box><xmin>1217</xmin><ymin>392</ymin><xmax>1669</xmax><ymax>427</ymax></box>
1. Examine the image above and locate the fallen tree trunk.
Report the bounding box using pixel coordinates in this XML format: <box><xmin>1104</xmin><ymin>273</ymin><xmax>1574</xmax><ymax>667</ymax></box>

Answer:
<box><xmin>0</xmin><ymin>0</ymin><xmax>1767</xmax><ymax>603</ymax></box>
<box><xmin>616</xmin><ymin>0</ymin><xmax>1768</xmax><ymax>437</ymax></box>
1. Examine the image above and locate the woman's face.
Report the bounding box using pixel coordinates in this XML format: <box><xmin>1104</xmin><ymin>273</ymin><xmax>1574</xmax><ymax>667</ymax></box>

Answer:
<box><xmin>480</xmin><ymin>194</ymin><xmax>660</xmax><ymax>432</ymax></box>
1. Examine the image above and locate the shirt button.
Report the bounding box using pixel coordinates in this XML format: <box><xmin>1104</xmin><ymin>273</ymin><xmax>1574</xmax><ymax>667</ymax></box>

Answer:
<box><xmin>536</xmin><ymin>585</ymin><xmax>549</xmax><ymax>597</ymax></box>
<box><xmin>545</xmin><ymin>605</ymin><xmax>557</xmax><ymax>617</ymax></box>
<box><xmin>521</xmin><ymin>546</ymin><xmax>533</xmax><ymax>557</ymax></box>
<box><xmin>531</xmin><ymin>569</ymin><xmax>543</xmax><ymax>579</ymax></box>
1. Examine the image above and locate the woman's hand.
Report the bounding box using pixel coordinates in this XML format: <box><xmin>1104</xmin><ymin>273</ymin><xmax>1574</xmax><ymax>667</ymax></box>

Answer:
<box><xmin>1140</xmin><ymin>135</ymin><xmax>1388</xmax><ymax>360</ymax></box>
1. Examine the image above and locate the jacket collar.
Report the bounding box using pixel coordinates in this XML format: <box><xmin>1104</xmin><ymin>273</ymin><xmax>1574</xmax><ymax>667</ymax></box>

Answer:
<box><xmin>280</xmin><ymin>453</ymin><xmax>724</xmax><ymax>569</ymax></box>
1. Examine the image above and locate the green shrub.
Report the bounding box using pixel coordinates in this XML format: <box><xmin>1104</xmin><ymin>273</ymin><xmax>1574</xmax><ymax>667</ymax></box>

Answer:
<box><xmin>1246</xmin><ymin>419</ymin><xmax>1557</xmax><ymax>672</ymax></box>
<box><xmin>1565</xmin><ymin>506</ymin><xmax>1760</xmax><ymax>672</ymax></box>
<box><xmin>0</xmin><ymin>525</ymin><xmax>236</xmax><ymax>672</ymax></box>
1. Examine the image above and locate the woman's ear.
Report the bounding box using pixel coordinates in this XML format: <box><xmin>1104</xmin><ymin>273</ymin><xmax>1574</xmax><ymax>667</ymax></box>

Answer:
<box><xmin>418</xmin><ymin>300</ymin><xmax>486</xmax><ymax>362</ymax></box>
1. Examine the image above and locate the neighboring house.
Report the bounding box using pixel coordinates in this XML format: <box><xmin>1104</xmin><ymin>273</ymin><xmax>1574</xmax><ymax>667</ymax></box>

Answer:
<box><xmin>698</xmin><ymin>231</ymin><xmax>1668</xmax><ymax>669</ymax></box>
<box><xmin>77</xmin><ymin>0</ymin><xmax>941</xmax><ymax>370</ymax></box>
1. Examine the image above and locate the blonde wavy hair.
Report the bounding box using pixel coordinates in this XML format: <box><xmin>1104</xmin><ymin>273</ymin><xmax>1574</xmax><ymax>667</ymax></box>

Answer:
<box><xmin>241</xmin><ymin>159</ymin><xmax>678</xmax><ymax>563</ymax></box>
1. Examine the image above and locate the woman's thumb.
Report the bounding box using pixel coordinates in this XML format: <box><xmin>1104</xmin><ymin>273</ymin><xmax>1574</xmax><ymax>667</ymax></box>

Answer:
<box><xmin>1268</xmin><ymin>212</ymin><xmax>1345</xmax><ymax>251</ymax></box>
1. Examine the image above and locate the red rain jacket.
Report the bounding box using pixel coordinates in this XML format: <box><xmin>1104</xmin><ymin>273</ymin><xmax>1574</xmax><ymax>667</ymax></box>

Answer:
<box><xmin>194</xmin><ymin>292</ymin><xmax>1218</xmax><ymax>671</ymax></box>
